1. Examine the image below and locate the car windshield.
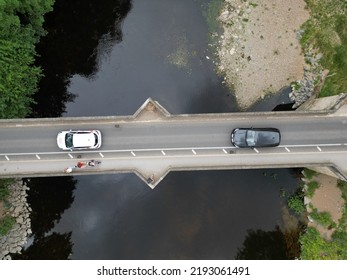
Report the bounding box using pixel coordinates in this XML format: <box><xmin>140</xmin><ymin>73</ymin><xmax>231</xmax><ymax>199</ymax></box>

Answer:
<box><xmin>246</xmin><ymin>130</ymin><xmax>257</xmax><ymax>146</ymax></box>
<box><xmin>65</xmin><ymin>133</ymin><xmax>73</xmax><ymax>148</ymax></box>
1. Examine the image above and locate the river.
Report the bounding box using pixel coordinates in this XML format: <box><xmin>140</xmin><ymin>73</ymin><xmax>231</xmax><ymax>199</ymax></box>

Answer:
<box><xmin>16</xmin><ymin>0</ymin><xmax>300</xmax><ymax>260</ymax></box>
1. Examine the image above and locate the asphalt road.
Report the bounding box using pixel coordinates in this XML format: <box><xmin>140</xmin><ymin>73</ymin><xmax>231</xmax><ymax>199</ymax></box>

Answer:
<box><xmin>1</xmin><ymin>114</ymin><xmax>347</xmax><ymax>153</ymax></box>
<box><xmin>1</xmin><ymin>102</ymin><xmax>347</xmax><ymax>187</ymax></box>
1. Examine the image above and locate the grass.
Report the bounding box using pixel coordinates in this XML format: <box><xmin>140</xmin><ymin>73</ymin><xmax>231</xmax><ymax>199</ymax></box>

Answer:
<box><xmin>0</xmin><ymin>179</ymin><xmax>16</xmax><ymax>237</ymax></box>
<box><xmin>300</xmin><ymin>0</ymin><xmax>347</xmax><ymax>97</ymax></box>
<box><xmin>0</xmin><ymin>216</ymin><xmax>15</xmax><ymax>236</ymax></box>
<box><xmin>0</xmin><ymin>186</ymin><xmax>10</xmax><ymax>201</ymax></box>
<box><xmin>303</xmin><ymin>168</ymin><xmax>317</xmax><ymax>180</ymax></box>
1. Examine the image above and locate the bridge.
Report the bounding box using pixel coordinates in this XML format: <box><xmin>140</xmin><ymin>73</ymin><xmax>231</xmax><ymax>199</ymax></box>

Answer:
<box><xmin>1</xmin><ymin>95</ymin><xmax>347</xmax><ymax>188</ymax></box>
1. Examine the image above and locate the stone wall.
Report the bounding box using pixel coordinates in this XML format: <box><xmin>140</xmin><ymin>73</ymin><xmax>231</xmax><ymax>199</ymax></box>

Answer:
<box><xmin>0</xmin><ymin>179</ymin><xmax>31</xmax><ymax>260</ymax></box>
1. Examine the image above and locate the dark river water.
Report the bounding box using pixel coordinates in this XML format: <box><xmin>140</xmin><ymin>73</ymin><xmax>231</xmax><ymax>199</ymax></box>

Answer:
<box><xmin>16</xmin><ymin>0</ymin><xmax>301</xmax><ymax>260</ymax></box>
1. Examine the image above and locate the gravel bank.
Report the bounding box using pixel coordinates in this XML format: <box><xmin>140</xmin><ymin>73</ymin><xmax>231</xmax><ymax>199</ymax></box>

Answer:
<box><xmin>217</xmin><ymin>0</ymin><xmax>309</xmax><ymax>109</ymax></box>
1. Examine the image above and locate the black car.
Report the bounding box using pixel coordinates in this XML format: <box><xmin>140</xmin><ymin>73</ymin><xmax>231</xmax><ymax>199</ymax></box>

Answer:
<box><xmin>231</xmin><ymin>128</ymin><xmax>281</xmax><ymax>148</ymax></box>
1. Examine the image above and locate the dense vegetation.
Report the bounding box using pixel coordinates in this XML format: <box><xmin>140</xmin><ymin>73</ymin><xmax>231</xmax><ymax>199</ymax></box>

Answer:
<box><xmin>0</xmin><ymin>0</ymin><xmax>54</xmax><ymax>118</ymax></box>
<box><xmin>0</xmin><ymin>0</ymin><xmax>54</xmax><ymax>237</ymax></box>
<box><xmin>301</xmin><ymin>0</ymin><xmax>347</xmax><ymax>97</ymax></box>
<box><xmin>298</xmin><ymin>0</ymin><xmax>347</xmax><ymax>260</ymax></box>
<box><xmin>300</xmin><ymin>175</ymin><xmax>347</xmax><ymax>260</ymax></box>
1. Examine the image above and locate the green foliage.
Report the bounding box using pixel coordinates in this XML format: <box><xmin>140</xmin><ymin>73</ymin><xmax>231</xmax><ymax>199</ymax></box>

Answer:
<box><xmin>304</xmin><ymin>168</ymin><xmax>317</xmax><ymax>180</ymax></box>
<box><xmin>0</xmin><ymin>215</ymin><xmax>15</xmax><ymax>236</ymax></box>
<box><xmin>0</xmin><ymin>0</ymin><xmax>55</xmax><ymax>118</ymax></box>
<box><xmin>0</xmin><ymin>179</ymin><xmax>14</xmax><ymax>200</ymax></box>
<box><xmin>300</xmin><ymin>227</ymin><xmax>343</xmax><ymax>259</ymax></box>
<box><xmin>337</xmin><ymin>179</ymin><xmax>347</xmax><ymax>191</ymax></box>
<box><xmin>336</xmin><ymin>180</ymin><xmax>347</xmax><ymax>233</ymax></box>
<box><xmin>310</xmin><ymin>208</ymin><xmax>336</xmax><ymax>228</ymax></box>
<box><xmin>301</xmin><ymin>0</ymin><xmax>347</xmax><ymax>97</ymax></box>
<box><xmin>0</xmin><ymin>178</ymin><xmax>15</xmax><ymax>188</ymax></box>
<box><xmin>288</xmin><ymin>194</ymin><xmax>305</xmax><ymax>214</ymax></box>
<box><xmin>0</xmin><ymin>186</ymin><xmax>10</xmax><ymax>200</ymax></box>
<box><xmin>306</xmin><ymin>180</ymin><xmax>319</xmax><ymax>197</ymax></box>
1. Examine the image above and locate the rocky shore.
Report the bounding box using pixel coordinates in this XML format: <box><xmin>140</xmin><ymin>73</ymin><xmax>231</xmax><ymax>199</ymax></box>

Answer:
<box><xmin>216</xmin><ymin>0</ymin><xmax>310</xmax><ymax>109</ymax></box>
<box><xmin>0</xmin><ymin>179</ymin><xmax>31</xmax><ymax>260</ymax></box>
<box><xmin>289</xmin><ymin>48</ymin><xmax>325</xmax><ymax>108</ymax></box>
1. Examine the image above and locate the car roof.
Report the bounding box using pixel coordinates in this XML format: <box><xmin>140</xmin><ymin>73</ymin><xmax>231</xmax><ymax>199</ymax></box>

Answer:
<box><xmin>72</xmin><ymin>132</ymin><xmax>96</xmax><ymax>147</ymax></box>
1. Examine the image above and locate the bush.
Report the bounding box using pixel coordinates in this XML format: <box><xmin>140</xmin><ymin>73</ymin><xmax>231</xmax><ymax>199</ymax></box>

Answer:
<box><xmin>310</xmin><ymin>208</ymin><xmax>336</xmax><ymax>228</ymax></box>
<box><xmin>300</xmin><ymin>1</ymin><xmax>347</xmax><ymax>98</ymax></box>
<box><xmin>300</xmin><ymin>227</ymin><xmax>341</xmax><ymax>259</ymax></box>
<box><xmin>0</xmin><ymin>0</ymin><xmax>55</xmax><ymax>118</ymax></box>
<box><xmin>288</xmin><ymin>194</ymin><xmax>305</xmax><ymax>214</ymax></box>
<box><xmin>306</xmin><ymin>181</ymin><xmax>319</xmax><ymax>197</ymax></box>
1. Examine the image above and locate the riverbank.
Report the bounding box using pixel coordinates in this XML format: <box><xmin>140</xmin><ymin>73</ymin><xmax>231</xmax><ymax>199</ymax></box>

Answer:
<box><xmin>0</xmin><ymin>179</ymin><xmax>31</xmax><ymax>260</ymax></box>
<box><xmin>216</xmin><ymin>0</ymin><xmax>309</xmax><ymax>109</ymax></box>
<box><xmin>300</xmin><ymin>170</ymin><xmax>347</xmax><ymax>259</ymax></box>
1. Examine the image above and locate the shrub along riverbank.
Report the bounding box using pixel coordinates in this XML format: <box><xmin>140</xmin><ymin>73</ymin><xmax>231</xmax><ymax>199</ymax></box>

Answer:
<box><xmin>297</xmin><ymin>0</ymin><xmax>347</xmax><ymax>259</ymax></box>
<box><xmin>0</xmin><ymin>0</ymin><xmax>54</xmax><ymax>118</ymax></box>
<box><xmin>0</xmin><ymin>0</ymin><xmax>55</xmax><ymax>254</ymax></box>
<box><xmin>300</xmin><ymin>0</ymin><xmax>347</xmax><ymax>97</ymax></box>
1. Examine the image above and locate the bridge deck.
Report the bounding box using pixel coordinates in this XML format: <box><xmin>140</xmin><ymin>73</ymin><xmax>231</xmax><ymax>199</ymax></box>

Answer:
<box><xmin>1</xmin><ymin>97</ymin><xmax>347</xmax><ymax>188</ymax></box>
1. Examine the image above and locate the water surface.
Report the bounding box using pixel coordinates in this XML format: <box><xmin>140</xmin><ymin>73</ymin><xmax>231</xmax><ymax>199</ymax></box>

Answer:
<box><xmin>18</xmin><ymin>0</ymin><xmax>300</xmax><ymax>260</ymax></box>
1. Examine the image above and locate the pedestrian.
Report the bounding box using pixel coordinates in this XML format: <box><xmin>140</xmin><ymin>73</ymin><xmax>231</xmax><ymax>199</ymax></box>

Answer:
<box><xmin>64</xmin><ymin>167</ymin><xmax>74</xmax><ymax>173</ymax></box>
<box><xmin>88</xmin><ymin>160</ymin><xmax>96</xmax><ymax>167</ymax></box>
<box><xmin>77</xmin><ymin>161</ymin><xmax>87</xmax><ymax>168</ymax></box>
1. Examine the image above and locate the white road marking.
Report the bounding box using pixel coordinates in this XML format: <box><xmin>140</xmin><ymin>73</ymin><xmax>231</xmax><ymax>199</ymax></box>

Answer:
<box><xmin>192</xmin><ymin>149</ymin><xmax>197</xmax><ymax>155</ymax></box>
<box><xmin>131</xmin><ymin>151</ymin><xmax>136</xmax><ymax>157</ymax></box>
<box><xmin>285</xmin><ymin>147</ymin><xmax>290</xmax><ymax>152</ymax></box>
<box><xmin>68</xmin><ymin>153</ymin><xmax>73</xmax><ymax>158</ymax></box>
<box><xmin>281</xmin><ymin>143</ymin><xmax>342</xmax><ymax>148</ymax></box>
<box><xmin>223</xmin><ymin>149</ymin><xmax>228</xmax><ymax>154</ymax></box>
<box><xmin>161</xmin><ymin>150</ymin><xmax>166</xmax><ymax>156</ymax></box>
<box><xmin>5</xmin><ymin>156</ymin><xmax>10</xmax><ymax>161</ymax></box>
<box><xmin>0</xmin><ymin>143</ymin><xmax>345</xmax><ymax>158</ymax></box>
<box><xmin>2</xmin><ymin>147</ymin><xmax>235</xmax><ymax>156</ymax></box>
<box><xmin>36</xmin><ymin>154</ymin><xmax>41</xmax><ymax>160</ymax></box>
<box><xmin>317</xmin><ymin>146</ymin><xmax>322</xmax><ymax>151</ymax></box>
<box><xmin>99</xmin><ymin>152</ymin><xmax>104</xmax><ymax>158</ymax></box>
<box><xmin>3</xmin><ymin>149</ymin><xmax>347</xmax><ymax>165</ymax></box>
<box><xmin>253</xmin><ymin>148</ymin><xmax>259</xmax><ymax>153</ymax></box>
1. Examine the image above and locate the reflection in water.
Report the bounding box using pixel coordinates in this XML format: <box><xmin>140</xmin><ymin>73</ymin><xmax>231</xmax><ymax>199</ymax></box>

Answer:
<box><xmin>14</xmin><ymin>233</ymin><xmax>73</xmax><ymax>260</ymax></box>
<box><xmin>31</xmin><ymin>0</ymin><xmax>132</xmax><ymax>117</ymax></box>
<box><xmin>51</xmin><ymin>169</ymin><xmax>300</xmax><ymax>260</ymax></box>
<box><xmin>12</xmin><ymin>177</ymin><xmax>77</xmax><ymax>259</ymax></box>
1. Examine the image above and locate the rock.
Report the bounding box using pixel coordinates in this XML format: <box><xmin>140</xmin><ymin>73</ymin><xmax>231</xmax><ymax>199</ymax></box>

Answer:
<box><xmin>229</xmin><ymin>48</ymin><xmax>236</xmax><ymax>55</ymax></box>
<box><xmin>14</xmin><ymin>206</ymin><xmax>23</xmax><ymax>214</ymax></box>
<box><xmin>0</xmin><ymin>178</ymin><xmax>32</xmax><ymax>258</ymax></box>
<box><xmin>304</xmin><ymin>197</ymin><xmax>311</xmax><ymax>205</ymax></box>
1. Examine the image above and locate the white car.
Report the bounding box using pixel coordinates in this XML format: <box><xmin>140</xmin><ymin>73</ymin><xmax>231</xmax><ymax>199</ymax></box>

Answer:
<box><xmin>57</xmin><ymin>130</ymin><xmax>102</xmax><ymax>150</ymax></box>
